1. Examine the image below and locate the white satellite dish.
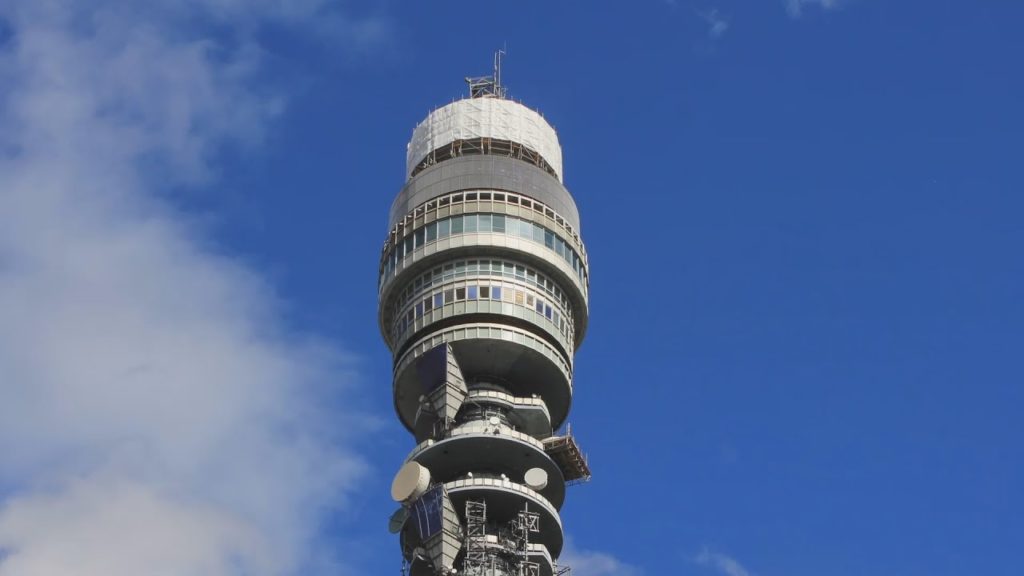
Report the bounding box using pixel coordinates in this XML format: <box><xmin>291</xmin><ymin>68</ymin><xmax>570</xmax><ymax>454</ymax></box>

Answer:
<box><xmin>524</xmin><ymin>467</ymin><xmax>548</xmax><ymax>490</ymax></box>
<box><xmin>391</xmin><ymin>461</ymin><xmax>431</xmax><ymax>503</ymax></box>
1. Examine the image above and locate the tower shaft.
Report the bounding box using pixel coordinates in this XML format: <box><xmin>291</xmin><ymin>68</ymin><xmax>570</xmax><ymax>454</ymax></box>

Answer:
<box><xmin>381</xmin><ymin>82</ymin><xmax>590</xmax><ymax>576</ymax></box>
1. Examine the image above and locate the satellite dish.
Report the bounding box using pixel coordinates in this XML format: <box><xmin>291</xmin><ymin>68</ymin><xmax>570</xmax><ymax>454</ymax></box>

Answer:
<box><xmin>488</xmin><ymin>416</ymin><xmax>500</xmax><ymax>426</ymax></box>
<box><xmin>388</xmin><ymin>507</ymin><xmax>409</xmax><ymax>534</ymax></box>
<box><xmin>391</xmin><ymin>461</ymin><xmax>431</xmax><ymax>503</ymax></box>
<box><xmin>524</xmin><ymin>467</ymin><xmax>548</xmax><ymax>490</ymax></box>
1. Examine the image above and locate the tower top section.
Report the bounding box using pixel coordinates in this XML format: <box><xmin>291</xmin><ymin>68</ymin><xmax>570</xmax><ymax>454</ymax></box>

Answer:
<box><xmin>405</xmin><ymin>97</ymin><xmax>564</xmax><ymax>182</ymax></box>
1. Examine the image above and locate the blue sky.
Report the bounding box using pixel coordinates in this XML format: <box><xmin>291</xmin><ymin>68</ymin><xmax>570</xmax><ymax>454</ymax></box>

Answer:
<box><xmin>1</xmin><ymin>1</ymin><xmax>1021</xmax><ymax>575</ymax></box>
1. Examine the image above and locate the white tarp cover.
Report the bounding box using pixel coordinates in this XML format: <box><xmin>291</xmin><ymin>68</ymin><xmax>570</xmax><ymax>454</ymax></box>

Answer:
<box><xmin>406</xmin><ymin>98</ymin><xmax>563</xmax><ymax>181</ymax></box>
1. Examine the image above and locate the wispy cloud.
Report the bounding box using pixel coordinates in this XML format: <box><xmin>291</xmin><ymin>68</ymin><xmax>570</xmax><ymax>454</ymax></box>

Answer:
<box><xmin>560</xmin><ymin>538</ymin><xmax>640</xmax><ymax>576</ymax></box>
<box><xmin>0</xmin><ymin>1</ymin><xmax>386</xmax><ymax>575</ymax></box>
<box><xmin>695</xmin><ymin>547</ymin><xmax>753</xmax><ymax>576</ymax></box>
<box><xmin>698</xmin><ymin>8</ymin><xmax>730</xmax><ymax>38</ymax></box>
<box><xmin>786</xmin><ymin>0</ymin><xmax>844</xmax><ymax>18</ymax></box>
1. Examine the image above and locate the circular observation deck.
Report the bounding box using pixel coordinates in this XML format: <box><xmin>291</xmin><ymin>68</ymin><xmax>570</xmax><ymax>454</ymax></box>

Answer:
<box><xmin>398</xmin><ymin>477</ymin><xmax>564</xmax><ymax>560</ymax></box>
<box><xmin>392</xmin><ymin>322</ymin><xmax>573</xmax><ymax>432</ymax></box>
<box><xmin>405</xmin><ymin>421</ymin><xmax>567</xmax><ymax>508</ymax></box>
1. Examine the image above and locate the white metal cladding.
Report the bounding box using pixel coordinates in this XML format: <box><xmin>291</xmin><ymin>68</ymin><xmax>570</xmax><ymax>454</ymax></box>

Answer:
<box><xmin>406</xmin><ymin>98</ymin><xmax>564</xmax><ymax>182</ymax></box>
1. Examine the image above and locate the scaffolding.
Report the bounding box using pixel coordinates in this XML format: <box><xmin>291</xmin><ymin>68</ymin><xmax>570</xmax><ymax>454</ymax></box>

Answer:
<box><xmin>463</xmin><ymin>499</ymin><xmax>488</xmax><ymax>576</ymax></box>
<box><xmin>409</xmin><ymin>137</ymin><xmax>559</xmax><ymax>180</ymax></box>
<box><xmin>465</xmin><ymin>50</ymin><xmax>507</xmax><ymax>99</ymax></box>
<box><xmin>543</xmin><ymin>424</ymin><xmax>592</xmax><ymax>485</ymax></box>
<box><xmin>509</xmin><ymin>505</ymin><xmax>540</xmax><ymax>576</ymax></box>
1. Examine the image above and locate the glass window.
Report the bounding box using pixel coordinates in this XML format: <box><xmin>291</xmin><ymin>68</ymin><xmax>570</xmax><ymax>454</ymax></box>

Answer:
<box><xmin>444</xmin><ymin>289</ymin><xmax>454</xmax><ymax>303</ymax></box>
<box><xmin>415</xmin><ymin>303</ymin><xmax>423</xmax><ymax>318</ymax></box>
<box><xmin>478</xmin><ymin>214</ymin><xmax>491</xmax><ymax>232</ymax></box>
<box><xmin>481</xmin><ymin>286</ymin><xmax>491</xmax><ymax>299</ymax></box>
<box><xmin>515</xmin><ymin>290</ymin><xmax>524</xmax><ymax>305</ymax></box>
<box><xmin>535</xmin><ymin>300</ymin><xmax>544</xmax><ymax>314</ymax></box>
<box><xmin>533</xmin><ymin>224</ymin><xmax>544</xmax><ymax>243</ymax></box>
<box><xmin>515</xmin><ymin>265</ymin><xmax>525</xmax><ymax>278</ymax></box>
<box><xmin>426</xmin><ymin>222</ymin><xmax>437</xmax><ymax>242</ymax></box>
<box><xmin>451</xmin><ymin>216</ymin><xmax>464</xmax><ymax>234</ymax></box>
<box><xmin>464</xmin><ymin>214</ymin><xmax>478</xmax><ymax>233</ymax></box>
<box><xmin>456</xmin><ymin>287</ymin><xmax>466</xmax><ymax>300</ymax></box>
<box><xmin>439</xmin><ymin>219</ymin><xmax>451</xmax><ymax>237</ymax></box>
<box><xmin>404</xmin><ymin>236</ymin><xmax>414</xmax><ymax>255</ymax></box>
<box><xmin>492</xmin><ymin>214</ymin><xmax>505</xmax><ymax>233</ymax></box>
<box><xmin>544</xmin><ymin>230</ymin><xmax>555</xmax><ymax>249</ymax></box>
<box><xmin>491</xmin><ymin>286</ymin><xmax>501</xmax><ymax>300</ymax></box>
<box><xmin>555</xmin><ymin>239</ymin><xmax>564</xmax><ymax>258</ymax></box>
<box><xmin>520</xmin><ymin>219</ymin><xmax>533</xmax><ymax>238</ymax></box>
<box><xmin>468</xmin><ymin>286</ymin><xmax>478</xmax><ymax>299</ymax></box>
<box><xmin>434</xmin><ymin>294</ymin><xmax>444</xmax><ymax>308</ymax></box>
<box><xmin>423</xmin><ymin>296</ymin><xmax>432</xmax><ymax>312</ymax></box>
<box><xmin>415</xmin><ymin>228</ymin><xmax>425</xmax><ymax>248</ymax></box>
<box><xmin>545</xmin><ymin>305</ymin><xmax>553</xmax><ymax>319</ymax></box>
<box><xmin>527</xmin><ymin>295</ymin><xmax>535</xmax><ymax>306</ymax></box>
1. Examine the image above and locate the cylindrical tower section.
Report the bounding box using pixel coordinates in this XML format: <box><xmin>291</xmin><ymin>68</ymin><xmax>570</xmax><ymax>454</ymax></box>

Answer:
<box><xmin>381</xmin><ymin>89</ymin><xmax>591</xmax><ymax>576</ymax></box>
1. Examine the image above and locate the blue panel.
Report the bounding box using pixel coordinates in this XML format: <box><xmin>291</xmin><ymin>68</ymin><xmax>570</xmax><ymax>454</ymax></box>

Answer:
<box><xmin>412</xmin><ymin>485</ymin><xmax>444</xmax><ymax>540</ymax></box>
<box><xmin>416</xmin><ymin>345</ymin><xmax>448</xmax><ymax>393</ymax></box>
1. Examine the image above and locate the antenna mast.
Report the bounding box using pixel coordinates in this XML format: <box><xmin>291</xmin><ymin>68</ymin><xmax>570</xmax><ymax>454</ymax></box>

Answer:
<box><xmin>465</xmin><ymin>49</ymin><xmax>507</xmax><ymax>99</ymax></box>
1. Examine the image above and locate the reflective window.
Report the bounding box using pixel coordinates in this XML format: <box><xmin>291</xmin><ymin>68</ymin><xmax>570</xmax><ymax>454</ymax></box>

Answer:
<box><xmin>389</xmin><ymin>257</ymin><xmax>578</xmax><ymax>341</ymax></box>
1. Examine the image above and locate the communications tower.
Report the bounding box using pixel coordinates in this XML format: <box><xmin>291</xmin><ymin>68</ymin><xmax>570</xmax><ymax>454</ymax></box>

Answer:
<box><xmin>380</xmin><ymin>59</ymin><xmax>591</xmax><ymax>576</ymax></box>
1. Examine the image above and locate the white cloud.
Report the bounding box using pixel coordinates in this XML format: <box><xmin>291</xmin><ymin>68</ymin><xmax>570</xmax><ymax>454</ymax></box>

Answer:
<box><xmin>698</xmin><ymin>8</ymin><xmax>730</xmax><ymax>39</ymax></box>
<box><xmin>786</xmin><ymin>0</ymin><xmax>843</xmax><ymax>18</ymax></box>
<box><xmin>559</xmin><ymin>538</ymin><xmax>640</xmax><ymax>576</ymax></box>
<box><xmin>0</xmin><ymin>1</ymin><xmax>385</xmax><ymax>575</ymax></box>
<box><xmin>695</xmin><ymin>547</ymin><xmax>753</xmax><ymax>576</ymax></box>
